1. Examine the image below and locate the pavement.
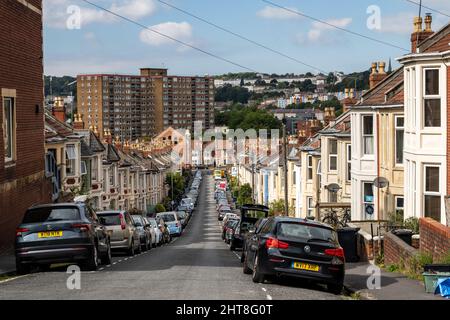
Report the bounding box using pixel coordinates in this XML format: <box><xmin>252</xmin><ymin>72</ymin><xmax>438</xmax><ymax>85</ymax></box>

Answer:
<box><xmin>344</xmin><ymin>262</ymin><xmax>445</xmax><ymax>300</ymax></box>
<box><xmin>0</xmin><ymin>171</ymin><xmax>341</xmax><ymax>300</ymax></box>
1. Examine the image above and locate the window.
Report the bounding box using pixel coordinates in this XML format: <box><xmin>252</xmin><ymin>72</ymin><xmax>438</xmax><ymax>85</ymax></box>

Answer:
<box><xmin>306</xmin><ymin>197</ymin><xmax>314</xmax><ymax>217</ymax></box>
<box><xmin>109</xmin><ymin>167</ymin><xmax>115</xmax><ymax>186</ymax></box>
<box><xmin>91</xmin><ymin>157</ymin><xmax>98</xmax><ymax>181</ymax></box>
<box><xmin>329</xmin><ymin>191</ymin><xmax>337</xmax><ymax>203</ymax></box>
<box><xmin>3</xmin><ymin>97</ymin><xmax>15</xmax><ymax>162</ymax></box>
<box><xmin>363</xmin><ymin>182</ymin><xmax>374</xmax><ymax>219</ymax></box>
<box><xmin>80</xmin><ymin>161</ymin><xmax>87</xmax><ymax>175</ymax></box>
<box><xmin>292</xmin><ymin>170</ymin><xmax>296</xmax><ymax>184</ymax></box>
<box><xmin>307</xmin><ymin>155</ymin><xmax>313</xmax><ymax>180</ymax></box>
<box><xmin>328</xmin><ymin>139</ymin><xmax>337</xmax><ymax>171</ymax></box>
<box><xmin>395</xmin><ymin>196</ymin><xmax>404</xmax><ymax>218</ymax></box>
<box><xmin>424</xmin><ymin>166</ymin><xmax>441</xmax><ymax>222</ymax></box>
<box><xmin>395</xmin><ymin>116</ymin><xmax>404</xmax><ymax>165</ymax></box>
<box><xmin>346</xmin><ymin>144</ymin><xmax>351</xmax><ymax>181</ymax></box>
<box><xmin>362</xmin><ymin>115</ymin><xmax>374</xmax><ymax>155</ymax></box>
<box><xmin>65</xmin><ymin>144</ymin><xmax>77</xmax><ymax>176</ymax></box>
<box><xmin>424</xmin><ymin>69</ymin><xmax>441</xmax><ymax>127</ymax></box>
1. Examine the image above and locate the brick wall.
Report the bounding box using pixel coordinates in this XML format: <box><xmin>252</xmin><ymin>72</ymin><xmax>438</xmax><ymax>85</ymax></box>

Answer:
<box><xmin>0</xmin><ymin>1</ymin><xmax>51</xmax><ymax>250</ymax></box>
<box><xmin>448</xmin><ymin>66</ymin><xmax>450</xmax><ymax>196</ymax></box>
<box><xmin>419</xmin><ymin>217</ymin><xmax>450</xmax><ymax>261</ymax></box>
<box><xmin>384</xmin><ymin>232</ymin><xmax>419</xmax><ymax>273</ymax></box>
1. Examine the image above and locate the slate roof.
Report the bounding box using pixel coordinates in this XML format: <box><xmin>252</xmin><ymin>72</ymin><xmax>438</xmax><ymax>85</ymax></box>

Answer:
<box><xmin>80</xmin><ymin>140</ymin><xmax>94</xmax><ymax>157</ymax></box>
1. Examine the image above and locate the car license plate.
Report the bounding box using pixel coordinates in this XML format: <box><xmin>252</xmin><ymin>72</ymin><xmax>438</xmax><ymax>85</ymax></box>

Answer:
<box><xmin>38</xmin><ymin>231</ymin><xmax>63</xmax><ymax>238</ymax></box>
<box><xmin>292</xmin><ymin>262</ymin><xmax>319</xmax><ymax>272</ymax></box>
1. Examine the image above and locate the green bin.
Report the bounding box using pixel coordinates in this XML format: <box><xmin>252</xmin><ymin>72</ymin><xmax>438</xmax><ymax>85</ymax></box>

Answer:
<box><xmin>422</xmin><ymin>272</ymin><xmax>450</xmax><ymax>293</ymax></box>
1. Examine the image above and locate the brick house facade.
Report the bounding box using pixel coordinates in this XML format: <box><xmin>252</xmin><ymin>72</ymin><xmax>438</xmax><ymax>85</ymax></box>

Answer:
<box><xmin>0</xmin><ymin>1</ymin><xmax>51</xmax><ymax>250</ymax></box>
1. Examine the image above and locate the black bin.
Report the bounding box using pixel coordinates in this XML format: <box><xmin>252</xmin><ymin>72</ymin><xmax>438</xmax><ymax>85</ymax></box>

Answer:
<box><xmin>392</xmin><ymin>229</ymin><xmax>413</xmax><ymax>246</ymax></box>
<box><xmin>337</xmin><ymin>227</ymin><xmax>360</xmax><ymax>263</ymax></box>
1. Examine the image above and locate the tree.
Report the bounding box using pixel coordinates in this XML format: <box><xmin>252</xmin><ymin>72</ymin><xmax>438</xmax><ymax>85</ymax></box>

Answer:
<box><xmin>215</xmin><ymin>84</ymin><xmax>251</xmax><ymax>104</ymax></box>
<box><xmin>165</xmin><ymin>172</ymin><xmax>185</xmax><ymax>202</ymax></box>
<box><xmin>155</xmin><ymin>203</ymin><xmax>166</xmax><ymax>213</ymax></box>
<box><xmin>237</xmin><ymin>183</ymin><xmax>253</xmax><ymax>205</ymax></box>
<box><xmin>240</xmin><ymin>77</ymin><xmax>244</xmax><ymax>87</ymax></box>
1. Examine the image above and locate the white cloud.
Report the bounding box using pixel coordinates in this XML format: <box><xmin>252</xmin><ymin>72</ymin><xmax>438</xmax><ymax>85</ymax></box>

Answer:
<box><xmin>297</xmin><ymin>18</ymin><xmax>352</xmax><ymax>45</ymax></box>
<box><xmin>43</xmin><ymin>0</ymin><xmax>156</xmax><ymax>29</ymax></box>
<box><xmin>376</xmin><ymin>12</ymin><xmax>415</xmax><ymax>35</ymax></box>
<box><xmin>139</xmin><ymin>21</ymin><xmax>193</xmax><ymax>47</ymax></box>
<box><xmin>256</xmin><ymin>5</ymin><xmax>301</xmax><ymax>20</ymax></box>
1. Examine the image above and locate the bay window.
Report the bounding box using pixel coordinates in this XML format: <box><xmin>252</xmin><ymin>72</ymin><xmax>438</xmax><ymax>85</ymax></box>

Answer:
<box><xmin>65</xmin><ymin>144</ymin><xmax>77</xmax><ymax>176</ymax></box>
<box><xmin>424</xmin><ymin>165</ymin><xmax>441</xmax><ymax>222</ymax></box>
<box><xmin>307</xmin><ymin>155</ymin><xmax>313</xmax><ymax>180</ymax></box>
<box><xmin>395</xmin><ymin>116</ymin><xmax>404</xmax><ymax>165</ymax></box>
<box><xmin>346</xmin><ymin>144</ymin><xmax>351</xmax><ymax>181</ymax></box>
<box><xmin>363</xmin><ymin>182</ymin><xmax>374</xmax><ymax>219</ymax></box>
<box><xmin>423</xmin><ymin>69</ymin><xmax>440</xmax><ymax>127</ymax></box>
<box><xmin>362</xmin><ymin>115</ymin><xmax>374</xmax><ymax>155</ymax></box>
<box><xmin>328</xmin><ymin>139</ymin><xmax>337</xmax><ymax>171</ymax></box>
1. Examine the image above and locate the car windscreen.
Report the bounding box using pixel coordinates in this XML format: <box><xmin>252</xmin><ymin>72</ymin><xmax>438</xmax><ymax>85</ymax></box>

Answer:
<box><xmin>158</xmin><ymin>214</ymin><xmax>176</xmax><ymax>222</ymax></box>
<box><xmin>176</xmin><ymin>212</ymin><xmax>186</xmax><ymax>219</ymax></box>
<box><xmin>97</xmin><ymin>213</ymin><xmax>121</xmax><ymax>226</ymax></box>
<box><xmin>276</xmin><ymin>222</ymin><xmax>337</xmax><ymax>242</ymax></box>
<box><xmin>132</xmin><ymin>216</ymin><xmax>143</xmax><ymax>226</ymax></box>
<box><xmin>22</xmin><ymin>207</ymin><xmax>80</xmax><ymax>223</ymax></box>
<box><xmin>148</xmin><ymin>219</ymin><xmax>157</xmax><ymax>227</ymax></box>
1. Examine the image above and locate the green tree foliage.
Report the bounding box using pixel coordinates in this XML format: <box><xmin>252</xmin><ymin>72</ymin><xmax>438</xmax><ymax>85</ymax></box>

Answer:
<box><xmin>155</xmin><ymin>203</ymin><xmax>166</xmax><ymax>213</ymax></box>
<box><xmin>215</xmin><ymin>84</ymin><xmax>251</xmax><ymax>104</ymax></box>
<box><xmin>237</xmin><ymin>183</ymin><xmax>253</xmax><ymax>205</ymax></box>
<box><xmin>327</xmin><ymin>70</ymin><xmax>370</xmax><ymax>92</ymax></box>
<box><xmin>214</xmin><ymin>104</ymin><xmax>282</xmax><ymax>130</ymax></box>
<box><xmin>165</xmin><ymin>172</ymin><xmax>185</xmax><ymax>202</ymax></box>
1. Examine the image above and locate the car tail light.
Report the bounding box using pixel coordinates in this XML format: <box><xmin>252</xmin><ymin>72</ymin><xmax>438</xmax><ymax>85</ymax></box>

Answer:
<box><xmin>325</xmin><ymin>247</ymin><xmax>345</xmax><ymax>263</ymax></box>
<box><xmin>120</xmin><ymin>214</ymin><xmax>126</xmax><ymax>230</ymax></box>
<box><xmin>72</xmin><ymin>223</ymin><xmax>91</xmax><ymax>232</ymax></box>
<box><xmin>16</xmin><ymin>228</ymin><xmax>29</xmax><ymax>237</ymax></box>
<box><xmin>266</xmin><ymin>237</ymin><xmax>289</xmax><ymax>249</ymax></box>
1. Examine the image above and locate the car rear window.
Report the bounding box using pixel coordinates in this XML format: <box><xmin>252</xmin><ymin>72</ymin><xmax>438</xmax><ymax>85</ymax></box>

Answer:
<box><xmin>22</xmin><ymin>207</ymin><xmax>80</xmax><ymax>223</ymax></box>
<box><xmin>158</xmin><ymin>214</ymin><xmax>176</xmax><ymax>222</ymax></box>
<box><xmin>276</xmin><ymin>222</ymin><xmax>337</xmax><ymax>242</ymax></box>
<box><xmin>97</xmin><ymin>213</ymin><xmax>121</xmax><ymax>226</ymax></box>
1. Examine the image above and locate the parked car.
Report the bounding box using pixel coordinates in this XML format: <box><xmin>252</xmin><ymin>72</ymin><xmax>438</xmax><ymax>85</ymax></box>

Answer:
<box><xmin>225</xmin><ymin>219</ymin><xmax>240</xmax><ymax>245</ymax></box>
<box><xmin>176</xmin><ymin>211</ymin><xmax>189</xmax><ymax>228</ymax></box>
<box><xmin>15</xmin><ymin>203</ymin><xmax>111</xmax><ymax>274</ymax></box>
<box><xmin>177</xmin><ymin>204</ymin><xmax>192</xmax><ymax>216</ymax></box>
<box><xmin>156</xmin><ymin>212</ymin><xmax>182</xmax><ymax>237</ymax></box>
<box><xmin>242</xmin><ymin>216</ymin><xmax>345</xmax><ymax>294</ymax></box>
<box><xmin>131</xmin><ymin>215</ymin><xmax>151</xmax><ymax>251</ymax></box>
<box><xmin>218</xmin><ymin>207</ymin><xmax>232</xmax><ymax>221</ymax></box>
<box><xmin>143</xmin><ymin>217</ymin><xmax>157</xmax><ymax>248</ymax></box>
<box><xmin>97</xmin><ymin>210</ymin><xmax>140</xmax><ymax>256</ymax></box>
<box><xmin>222</xmin><ymin>213</ymin><xmax>238</xmax><ymax>226</ymax></box>
<box><xmin>155</xmin><ymin>217</ymin><xmax>171</xmax><ymax>243</ymax></box>
<box><xmin>147</xmin><ymin>217</ymin><xmax>163</xmax><ymax>246</ymax></box>
<box><xmin>222</xmin><ymin>218</ymin><xmax>239</xmax><ymax>241</ymax></box>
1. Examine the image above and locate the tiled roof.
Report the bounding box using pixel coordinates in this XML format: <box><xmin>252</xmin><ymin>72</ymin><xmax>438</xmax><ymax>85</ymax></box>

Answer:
<box><xmin>44</xmin><ymin>112</ymin><xmax>78</xmax><ymax>142</ymax></box>
<box><xmin>89</xmin><ymin>132</ymin><xmax>106</xmax><ymax>152</ymax></box>
<box><xmin>80</xmin><ymin>140</ymin><xmax>94</xmax><ymax>157</ymax></box>
<box><xmin>356</xmin><ymin>68</ymin><xmax>404</xmax><ymax>107</ymax></box>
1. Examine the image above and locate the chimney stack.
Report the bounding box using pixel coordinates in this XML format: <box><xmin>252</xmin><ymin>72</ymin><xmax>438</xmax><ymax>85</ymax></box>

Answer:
<box><xmin>73</xmin><ymin>113</ymin><xmax>84</xmax><ymax>130</ymax></box>
<box><xmin>52</xmin><ymin>97</ymin><xmax>66</xmax><ymax>123</ymax></box>
<box><xmin>411</xmin><ymin>14</ymin><xmax>434</xmax><ymax>53</ymax></box>
<box><xmin>369</xmin><ymin>62</ymin><xmax>388</xmax><ymax>89</ymax></box>
<box><xmin>103</xmin><ymin>128</ymin><xmax>112</xmax><ymax>145</ymax></box>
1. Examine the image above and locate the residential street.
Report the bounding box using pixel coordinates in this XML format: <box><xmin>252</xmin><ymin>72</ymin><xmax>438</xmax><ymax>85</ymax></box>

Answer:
<box><xmin>0</xmin><ymin>171</ymin><xmax>342</xmax><ymax>300</ymax></box>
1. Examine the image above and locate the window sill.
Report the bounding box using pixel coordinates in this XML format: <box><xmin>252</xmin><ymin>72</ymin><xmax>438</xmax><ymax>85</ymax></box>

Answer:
<box><xmin>4</xmin><ymin>160</ymin><xmax>16</xmax><ymax>169</ymax></box>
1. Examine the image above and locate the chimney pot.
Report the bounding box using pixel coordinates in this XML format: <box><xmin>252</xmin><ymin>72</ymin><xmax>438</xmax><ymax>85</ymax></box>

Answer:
<box><xmin>378</xmin><ymin>61</ymin><xmax>386</xmax><ymax>74</ymax></box>
<box><xmin>424</xmin><ymin>13</ymin><xmax>432</xmax><ymax>32</ymax></box>
<box><xmin>414</xmin><ymin>16</ymin><xmax>423</xmax><ymax>32</ymax></box>
<box><xmin>371</xmin><ymin>62</ymin><xmax>378</xmax><ymax>75</ymax></box>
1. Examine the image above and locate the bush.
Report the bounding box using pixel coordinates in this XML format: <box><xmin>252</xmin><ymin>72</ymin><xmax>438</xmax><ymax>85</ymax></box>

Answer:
<box><xmin>155</xmin><ymin>203</ymin><xmax>166</xmax><ymax>213</ymax></box>
<box><xmin>404</xmin><ymin>217</ymin><xmax>419</xmax><ymax>234</ymax></box>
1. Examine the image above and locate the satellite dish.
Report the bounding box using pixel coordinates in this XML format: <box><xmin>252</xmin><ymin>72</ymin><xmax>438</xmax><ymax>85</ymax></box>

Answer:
<box><xmin>373</xmin><ymin>177</ymin><xmax>389</xmax><ymax>188</ymax></box>
<box><xmin>326</xmin><ymin>183</ymin><xmax>341</xmax><ymax>193</ymax></box>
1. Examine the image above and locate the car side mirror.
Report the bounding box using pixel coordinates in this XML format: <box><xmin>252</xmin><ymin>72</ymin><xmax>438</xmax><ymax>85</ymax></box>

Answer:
<box><xmin>158</xmin><ymin>224</ymin><xmax>162</xmax><ymax>228</ymax></box>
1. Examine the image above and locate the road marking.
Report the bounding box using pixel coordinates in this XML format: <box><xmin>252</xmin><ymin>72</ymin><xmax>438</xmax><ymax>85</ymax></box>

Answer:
<box><xmin>233</xmin><ymin>252</ymin><xmax>241</xmax><ymax>260</ymax></box>
<box><xmin>112</xmin><ymin>262</ymin><xmax>117</xmax><ymax>265</ymax></box>
<box><xmin>0</xmin><ymin>275</ymin><xmax>27</xmax><ymax>284</ymax></box>
<box><xmin>106</xmin><ymin>265</ymin><xmax>111</xmax><ymax>268</ymax></box>
<box><xmin>262</xmin><ymin>287</ymin><xmax>267</xmax><ymax>292</ymax></box>
<box><xmin>266</xmin><ymin>294</ymin><xmax>273</xmax><ymax>300</ymax></box>
<box><xmin>98</xmin><ymin>267</ymin><xmax>104</xmax><ymax>271</ymax></box>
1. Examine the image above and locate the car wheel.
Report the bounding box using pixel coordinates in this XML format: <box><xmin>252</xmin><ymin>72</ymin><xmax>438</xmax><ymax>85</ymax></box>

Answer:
<box><xmin>252</xmin><ymin>255</ymin><xmax>265</xmax><ymax>283</ymax></box>
<box><xmin>230</xmin><ymin>242</ymin><xmax>235</xmax><ymax>251</ymax></box>
<box><xmin>137</xmin><ymin>240</ymin><xmax>143</xmax><ymax>253</ymax></box>
<box><xmin>240</xmin><ymin>251</ymin><xmax>245</xmax><ymax>263</ymax></box>
<box><xmin>101</xmin><ymin>241</ymin><xmax>112</xmax><ymax>265</ymax></box>
<box><xmin>16</xmin><ymin>260</ymin><xmax>31</xmax><ymax>275</ymax></box>
<box><xmin>82</xmin><ymin>244</ymin><xmax>99</xmax><ymax>271</ymax></box>
<box><xmin>242</xmin><ymin>253</ymin><xmax>252</xmax><ymax>274</ymax></box>
<box><xmin>128</xmin><ymin>239</ymin><xmax>135</xmax><ymax>256</ymax></box>
<box><xmin>327</xmin><ymin>283</ymin><xmax>343</xmax><ymax>295</ymax></box>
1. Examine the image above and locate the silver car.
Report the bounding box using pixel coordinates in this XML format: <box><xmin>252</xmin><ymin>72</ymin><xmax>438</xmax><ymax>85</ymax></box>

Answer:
<box><xmin>131</xmin><ymin>215</ymin><xmax>152</xmax><ymax>251</ymax></box>
<box><xmin>97</xmin><ymin>211</ymin><xmax>140</xmax><ymax>256</ymax></box>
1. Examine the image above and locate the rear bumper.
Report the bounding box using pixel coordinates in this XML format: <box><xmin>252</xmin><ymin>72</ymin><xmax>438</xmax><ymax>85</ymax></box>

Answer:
<box><xmin>168</xmin><ymin>226</ymin><xmax>182</xmax><ymax>236</ymax></box>
<box><xmin>259</xmin><ymin>255</ymin><xmax>344</xmax><ymax>285</ymax></box>
<box><xmin>110</xmin><ymin>239</ymin><xmax>130</xmax><ymax>249</ymax></box>
<box><xmin>16</xmin><ymin>244</ymin><xmax>93</xmax><ymax>265</ymax></box>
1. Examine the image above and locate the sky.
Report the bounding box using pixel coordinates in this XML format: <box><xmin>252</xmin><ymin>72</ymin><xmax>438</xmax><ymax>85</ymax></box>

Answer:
<box><xmin>43</xmin><ymin>0</ymin><xmax>450</xmax><ymax>77</ymax></box>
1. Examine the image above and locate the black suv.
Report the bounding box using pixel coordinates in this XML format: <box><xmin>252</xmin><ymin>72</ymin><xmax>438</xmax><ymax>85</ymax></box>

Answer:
<box><xmin>242</xmin><ymin>216</ymin><xmax>345</xmax><ymax>294</ymax></box>
<box><xmin>15</xmin><ymin>203</ymin><xmax>111</xmax><ymax>274</ymax></box>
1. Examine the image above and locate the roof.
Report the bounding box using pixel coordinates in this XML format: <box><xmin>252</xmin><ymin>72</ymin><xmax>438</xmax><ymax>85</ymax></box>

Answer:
<box><xmin>45</xmin><ymin>112</ymin><xmax>80</xmax><ymax>143</ymax></box>
<box><xmin>89</xmin><ymin>132</ymin><xmax>106</xmax><ymax>152</ymax></box>
<box><xmin>80</xmin><ymin>140</ymin><xmax>94</xmax><ymax>157</ymax></box>
<box><xmin>355</xmin><ymin>67</ymin><xmax>404</xmax><ymax>107</ymax></box>
<box><xmin>419</xmin><ymin>23</ymin><xmax>450</xmax><ymax>53</ymax></box>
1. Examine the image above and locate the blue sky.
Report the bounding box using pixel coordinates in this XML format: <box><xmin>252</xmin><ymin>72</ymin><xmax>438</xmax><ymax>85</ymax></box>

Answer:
<box><xmin>43</xmin><ymin>0</ymin><xmax>450</xmax><ymax>76</ymax></box>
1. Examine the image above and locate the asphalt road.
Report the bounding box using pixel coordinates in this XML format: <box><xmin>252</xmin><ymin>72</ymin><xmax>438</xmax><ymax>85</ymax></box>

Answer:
<box><xmin>0</xmin><ymin>171</ymin><xmax>343</xmax><ymax>300</ymax></box>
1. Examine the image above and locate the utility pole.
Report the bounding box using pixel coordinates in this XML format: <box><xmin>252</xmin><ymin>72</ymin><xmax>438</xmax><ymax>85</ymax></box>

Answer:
<box><xmin>283</xmin><ymin>117</ymin><xmax>289</xmax><ymax>216</ymax></box>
